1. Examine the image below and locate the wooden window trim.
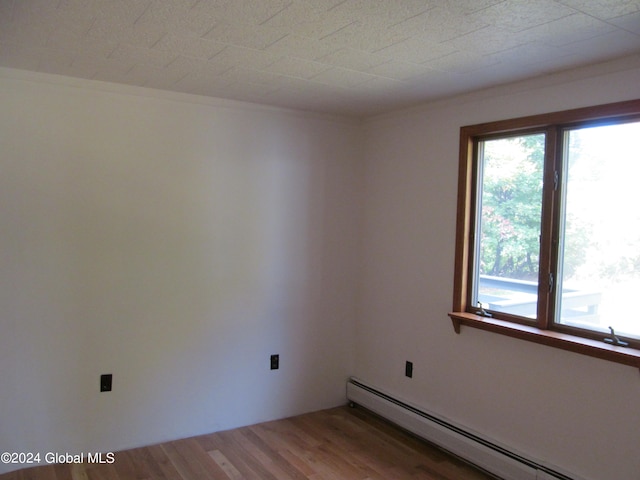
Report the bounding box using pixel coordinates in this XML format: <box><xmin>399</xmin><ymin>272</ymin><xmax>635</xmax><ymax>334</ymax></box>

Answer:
<box><xmin>450</xmin><ymin>99</ymin><xmax>640</xmax><ymax>370</ymax></box>
<box><xmin>449</xmin><ymin>312</ymin><xmax>640</xmax><ymax>369</ymax></box>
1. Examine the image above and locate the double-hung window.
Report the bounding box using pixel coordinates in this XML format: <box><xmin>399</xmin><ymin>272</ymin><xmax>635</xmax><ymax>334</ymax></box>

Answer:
<box><xmin>450</xmin><ymin>99</ymin><xmax>640</xmax><ymax>368</ymax></box>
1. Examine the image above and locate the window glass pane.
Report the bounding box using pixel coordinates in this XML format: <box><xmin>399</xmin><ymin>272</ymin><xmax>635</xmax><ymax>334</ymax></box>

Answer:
<box><xmin>557</xmin><ymin>121</ymin><xmax>640</xmax><ymax>339</ymax></box>
<box><xmin>474</xmin><ymin>134</ymin><xmax>545</xmax><ymax>318</ymax></box>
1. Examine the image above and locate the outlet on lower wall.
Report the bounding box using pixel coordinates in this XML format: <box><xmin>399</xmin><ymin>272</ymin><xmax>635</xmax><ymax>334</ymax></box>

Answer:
<box><xmin>100</xmin><ymin>374</ymin><xmax>112</xmax><ymax>392</ymax></box>
<box><xmin>405</xmin><ymin>361</ymin><xmax>413</xmax><ymax>378</ymax></box>
<box><xmin>270</xmin><ymin>354</ymin><xmax>279</xmax><ymax>370</ymax></box>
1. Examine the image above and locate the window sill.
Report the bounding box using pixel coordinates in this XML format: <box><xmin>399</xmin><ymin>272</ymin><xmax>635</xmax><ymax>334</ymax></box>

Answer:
<box><xmin>448</xmin><ymin>312</ymin><xmax>640</xmax><ymax>370</ymax></box>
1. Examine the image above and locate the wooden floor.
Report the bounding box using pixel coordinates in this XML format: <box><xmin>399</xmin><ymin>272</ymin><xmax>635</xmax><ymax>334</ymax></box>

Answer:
<box><xmin>2</xmin><ymin>406</ymin><xmax>495</xmax><ymax>480</ymax></box>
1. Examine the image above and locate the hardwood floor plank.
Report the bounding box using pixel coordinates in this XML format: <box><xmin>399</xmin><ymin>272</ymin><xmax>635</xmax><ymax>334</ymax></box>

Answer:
<box><xmin>68</xmin><ymin>464</ymin><xmax>88</xmax><ymax>480</ymax></box>
<box><xmin>289</xmin><ymin>411</ymin><xmax>402</xmax><ymax>478</ymax></box>
<box><xmin>235</xmin><ymin>428</ymin><xmax>308</xmax><ymax>480</ymax></box>
<box><xmin>245</xmin><ymin>423</ymin><xmax>316</xmax><ymax>476</ymax></box>
<box><xmin>1</xmin><ymin>406</ymin><xmax>494</xmax><ymax>480</ymax></box>
<box><xmin>83</xmin><ymin>464</ymin><xmax>119</xmax><ymax>480</ymax></box>
<box><xmin>207</xmin><ymin>450</ymin><xmax>243</xmax><ymax>480</ymax></box>
<box><xmin>160</xmin><ymin>441</ymin><xmax>206</xmax><ymax>480</ymax></box>
<box><xmin>274</xmin><ymin>426</ymin><xmax>373</xmax><ymax>478</ymax></box>
<box><xmin>130</xmin><ymin>448</ymin><xmax>160</xmax><ymax>480</ymax></box>
<box><xmin>52</xmin><ymin>463</ymin><xmax>72</xmax><ymax>480</ymax></box>
<box><xmin>161</xmin><ymin>439</ymin><xmax>228</xmax><ymax>480</ymax></box>
<box><xmin>144</xmin><ymin>445</ymin><xmax>183</xmax><ymax>480</ymax></box>
<box><xmin>195</xmin><ymin>433</ymin><xmax>260</xmax><ymax>480</ymax></box>
<box><xmin>177</xmin><ymin>438</ymin><xmax>231</xmax><ymax>480</ymax></box>
<box><xmin>114</xmin><ymin>446</ymin><xmax>176</xmax><ymax>480</ymax></box>
<box><xmin>215</xmin><ymin>430</ymin><xmax>282</xmax><ymax>480</ymax></box>
<box><xmin>17</xmin><ymin>465</ymin><xmax>56</xmax><ymax>480</ymax></box>
<box><xmin>111</xmin><ymin>450</ymin><xmax>145</xmax><ymax>480</ymax></box>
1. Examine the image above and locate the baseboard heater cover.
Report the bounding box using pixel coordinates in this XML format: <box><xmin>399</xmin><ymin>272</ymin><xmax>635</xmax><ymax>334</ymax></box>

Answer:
<box><xmin>346</xmin><ymin>378</ymin><xmax>580</xmax><ymax>480</ymax></box>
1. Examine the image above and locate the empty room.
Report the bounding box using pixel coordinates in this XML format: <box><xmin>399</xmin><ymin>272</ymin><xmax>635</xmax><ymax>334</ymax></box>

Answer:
<box><xmin>1</xmin><ymin>1</ymin><xmax>639</xmax><ymax>480</ymax></box>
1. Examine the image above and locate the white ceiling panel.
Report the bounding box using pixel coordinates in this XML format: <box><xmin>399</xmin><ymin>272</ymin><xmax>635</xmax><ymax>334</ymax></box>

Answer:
<box><xmin>427</xmin><ymin>49</ymin><xmax>501</xmax><ymax>74</ymax></box>
<box><xmin>263</xmin><ymin>34</ymin><xmax>339</xmax><ymax>61</ymax></box>
<box><xmin>0</xmin><ymin>43</ymin><xmax>42</xmax><ymax>71</ymax></box>
<box><xmin>85</xmin><ymin>20</ymin><xmax>165</xmax><ymax>48</ymax></box>
<box><xmin>560</xmin><ymin>28</ymin><xmax>640</xmax><ymax>58</ymax></box>
<box><xmin>448</xmin><ymin>25</ymin><xmax>528</xmax><ymax>55</ymax></box>
<box><xmin>136</xmin><ymin>2</ymin><xmax>216</xmax><ymax>37</ymax></box>
<box><xmin>311</xmin><ymin>65</ymin><xmax>379</xmax><ymax>88</ymax></box>
<box><xmin>388</xmin><ymin>6</ymin><xmax>489</xmax><ymax>43</ymax></box>
<box><xmin>0</xmin><ymin>0</ymin><xmax>638</xmax><ymax>117</ymax></box>
<box><xmin>203</xmin><ymin>22</ymin><xmax>287</xmax><ymax>50</ymax></box>
<box><xmin>557</xmin><ymin>0</ymin><xmax>640</xmax><ymax>20</ymax></box>
<box><xmin>319</xmin><ymin>20</ymin><xmax>411</xmax><ymax>52</ymax></box>
<box><xmin>318</xmin><ymin>47</ymin><xmax>389</xmax><ymax>72</ymax></box>
<box><xmin>211</xmin><ymin>44</ymin><xmax>282</xmax><ymax>70</ymax></box>
<box><xmin>609</xmin><ymin>10</ymin><xmax>640</xmax><ymax>34</ymax></box>
<box><xmin>366</xmin><ymin>60</ymin><xmax>433</xmax><ymax>81</ymax></box>
<box><xmin>375</xmin><ymin>33</ymin><xmax>458</xmax><ymax>64</ymax></box>
<box><xmin>519</xmin><ymin>13</ymin><xmax>618</xmax><ymax>47</ymax></box>
<box><xmin>130</xmin><ymin>63</ymin><xmax>190</xmax><ymax>89</ymax></box>
<box><xmin>152</xmin><ymin>34</ymin><xmax>226</xmax><ymax>59</ymax></box>
<box><xmin>264</xmin><ymin>56</ymin><xmax>333</xmax><ymax>79</ymax></box>
<box><xmin>469</xmin><ymin>0</ymin><xmax>577</xmax><ymax>33</ymax></box>
<box><xmin>213</xmin><ymin>0</ymin><xmax>292</xmax><ymax>25</ymax></box>
<box><xmin>327</xmin><ymin>0</ymin><xmax>434</xmax><ymax>27</ymax></box>
<box><xmin>109</xmin><ymin>43</ymin><xmax>177</xmax><ymax>68</ymax></box>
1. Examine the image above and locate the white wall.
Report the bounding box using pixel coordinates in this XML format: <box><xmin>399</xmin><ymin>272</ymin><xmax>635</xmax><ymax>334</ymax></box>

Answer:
<box><xmin>357</xmin><ymin>56</ymin><xmax>640</xmax><ymax>480</ymax></box>
<box><xmin>0</xmin><ymin>69</ymin><xmax>361</xmax><ymax>474</ymax></box>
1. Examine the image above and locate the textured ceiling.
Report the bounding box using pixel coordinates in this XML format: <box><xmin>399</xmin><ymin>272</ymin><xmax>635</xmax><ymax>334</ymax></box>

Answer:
<box><xmin>1</xmin><ymin>0</ymin><xmax>639</xmax><ymax>117</ymax></box>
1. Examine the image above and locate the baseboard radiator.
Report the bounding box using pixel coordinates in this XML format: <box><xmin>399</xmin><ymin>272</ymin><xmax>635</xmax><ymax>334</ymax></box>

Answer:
<box><xmin>346</xmin><ymin>378</ymin><xmax>577</xmax><ymax>480</ymax></box>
